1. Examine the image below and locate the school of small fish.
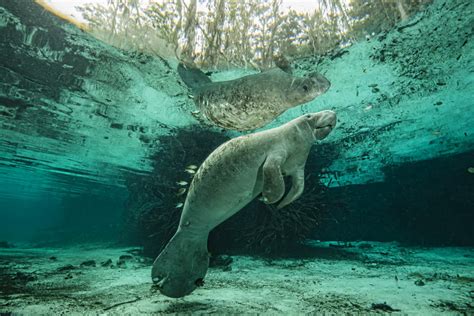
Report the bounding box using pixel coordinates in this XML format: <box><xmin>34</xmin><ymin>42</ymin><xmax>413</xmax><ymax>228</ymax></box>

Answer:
<box><xmin>174</xmin><ymin>165</ymin><xmax>199</xmax><ymax>208</ymax></box>
<box><xmin>176</xmin><ymin>188</ymin><xmax>187</xmax><ymax>196</ymax></box>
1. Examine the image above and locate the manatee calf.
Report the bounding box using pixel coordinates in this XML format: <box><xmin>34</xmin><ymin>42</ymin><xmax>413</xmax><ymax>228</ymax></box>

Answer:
<box><xmin>152</xmin><ymin>110</ymin><xmax>337</xmax><ymax>298</ymax></box>
<box><xmin>178</xmin><ymin>63</ymin><xmax>331</xmax><ymax>131</ymax></box>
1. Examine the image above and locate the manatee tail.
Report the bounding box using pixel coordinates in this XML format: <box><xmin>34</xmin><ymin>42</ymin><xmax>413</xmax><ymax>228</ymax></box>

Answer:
<box><xmin>151</xmin><ymin>230</ymin><xmax>209</xmax><ymax>298</ymax></box>
<box><xmin>177</xmin><ymin>62</ymin><xmax>212</xmax><ymax>91</ymax></box>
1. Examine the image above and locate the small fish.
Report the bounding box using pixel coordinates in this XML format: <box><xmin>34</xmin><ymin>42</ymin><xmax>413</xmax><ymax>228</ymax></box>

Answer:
<box><xmin>186</xmin><ymin>164</ymin><xmax>198</xmax><ymax>170</ymax></box>
<box><xmin>176</xmin><ymin>181</ymin><xmax>188</xmax><ymax>186</ymax></box>
<box><xmin>468</xmin><ymin>167</ymin><xmax>474</xmax><ymax>174</ymax></box>
<box><xmin>175</xmin><ymin>203</ymin><xmax>184</xmax><ymax>208</ymax></box>
<box><xmin>176</xmin><ymin>188</ymin><xmax>187</xmax><ymax>196</ymax></box>
<box><xmin>185</xmin><ymin>168</ymin><xmax>196</xmax><ymax>174</ymax></box>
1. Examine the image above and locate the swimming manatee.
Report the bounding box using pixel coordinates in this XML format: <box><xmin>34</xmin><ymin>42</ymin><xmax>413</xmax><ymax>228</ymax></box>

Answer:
<box><xmin>152</xmin><ymin>110</ymin><xmax>337</xmax><ymax>298</ymax></box>
<box><xmin>178</xmin><ymin>63</ymin><xmax>331</xmax><ymax>131</ymax></box>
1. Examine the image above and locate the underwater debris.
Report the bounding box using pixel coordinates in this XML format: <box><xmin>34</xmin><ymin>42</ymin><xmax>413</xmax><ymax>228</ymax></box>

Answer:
<box><xmin>117</xmin><ymin>255</ymin><xmax>134</xmax><ymax>267</ymax></box>
<box><xmin>100</xmin><ymin>259</ymin><xmax>113</xmax><ymax>267</ymax></box>
<box><xmin>80</xmin><ymin>260</ymin><xmax>96</xmax><ymax>267</ymax></box>
<box><xmin>13</xmin><ymin>271</ymin><xmax>37</xmax><ymax>282</ymax></box>
<box><xmin>209</xmin><ymin>255</ymin><xmax>233</xmax><ymax>271</ymax></box>
<box><xmin>415</xmin><ymin>279</ymin><xmax>425</xmax><ymax>286</ymax></box>
<box><xmin>329</xmin><ymin>242</ymin><xmax>354</xmax><ymax>249</ymax></box>
<box><xmin>195</xmin><ymin>278</ymin><xmax>205</xmax><ymax>287</ymax></box>
<box><xmin>371</xmin><ymin>302</ymin><xmax>400</xmax><ymax>312</ymax></box>
<box><xmin>408</xmin><ymin>272</ymin><xmax>474</xmax><ymax>284</ymax></box>
<box><xmin>432</xmin><ymin>300</ymin><xmax>474</xmax><ymax>314</ymax></box>
<box><xmin>125</xmin><ymin>249</ymin><xmax>143</xmax><ymax>256</ymax></box>
<box><xmin>119</xmin><ymin>254</ymin><xmax>134</xmax><ymax>261</ymax></box>
<box><xmin>117</xmin><ymin>260</ymin><xmax>127</xmax><ymax>268</ymax></box>
<box><xmin>103</xmin><ymin>297</ymin><xmax>142</xmax><ymax>311</ymax></box>
<box><xmin>57</xmin><ymin>264</ymin><xmax>76</xmax><ymax>272</ymax></box>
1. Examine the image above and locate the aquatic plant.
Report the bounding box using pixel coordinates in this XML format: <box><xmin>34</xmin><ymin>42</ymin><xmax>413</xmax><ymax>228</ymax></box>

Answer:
<box><xmin>123</xmin><ymin>126</ymin><xmax>230</xmax><ymax>257</ymax></box>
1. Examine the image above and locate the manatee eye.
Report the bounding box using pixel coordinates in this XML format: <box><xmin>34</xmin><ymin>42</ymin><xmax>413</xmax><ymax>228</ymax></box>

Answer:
<box><xmin>302</xmin><ymin>85</ymin><xmax>309</xmax><ymax>92</ymax></box>
<box><xmin>305</xmin><ymin>114</ymin><xmax>311</xmax><ymax>118</ymax></box>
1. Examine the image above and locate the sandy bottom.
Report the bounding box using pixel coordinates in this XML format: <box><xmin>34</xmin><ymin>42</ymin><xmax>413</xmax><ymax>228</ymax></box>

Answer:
<box><xmin>0</xmin><ymin>241</ymin><xmax>473</xmax><ymax>314</ymax></box>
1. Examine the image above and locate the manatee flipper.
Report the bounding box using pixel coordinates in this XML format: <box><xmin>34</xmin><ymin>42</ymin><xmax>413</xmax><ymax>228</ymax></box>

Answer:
<box><xmin>273</xmin><ymin>55</ymin><xmax>293</xmax><ymax>74</ymax></box>
<box><xmin>151</xmin><ymin>231</ymin><xmax>209</xmax><ymax>298</ymax></box>
<box><xmin>177</xmin><ymin>62</ymin><xmax>212</xmax><ymax>91</ymax></box>
<box><xmin>277</xmin><ymin>168</ymin><xmax>305</xmax><ymax>209</ymax></box>
<box><xmin>262</xmin><ymin>152</ymin><xmax>286</xmax><ymax>204</ymax></box>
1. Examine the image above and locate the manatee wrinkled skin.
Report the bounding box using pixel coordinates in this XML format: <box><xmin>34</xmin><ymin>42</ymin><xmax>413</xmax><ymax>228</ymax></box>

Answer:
<box><xmin>152</xmin><ymin>110</ymin><xmax>337</xmax><ymax>298</ymax></box>
<box><xmin>179</xmin><ymin>63</ymin><xmax>331</xmax><ymax>131</ymax></box>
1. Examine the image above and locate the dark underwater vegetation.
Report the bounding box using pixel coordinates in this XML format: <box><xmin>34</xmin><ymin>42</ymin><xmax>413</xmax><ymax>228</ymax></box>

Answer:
<box><xmin>1</xmin><ymin>0</ymin><xmax>473</xmax><ymax>314</ymax></box>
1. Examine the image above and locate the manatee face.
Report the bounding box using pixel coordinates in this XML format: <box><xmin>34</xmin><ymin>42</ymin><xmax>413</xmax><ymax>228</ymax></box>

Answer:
<box><xmin>285</xmin><ymin>72</ymin><xmax>331</xmax><ymax>105</ymax></box>
<box><xmin>304</xmin><ymin>110</ymin><xmax>337</xmax><ymax>140</ymax></box>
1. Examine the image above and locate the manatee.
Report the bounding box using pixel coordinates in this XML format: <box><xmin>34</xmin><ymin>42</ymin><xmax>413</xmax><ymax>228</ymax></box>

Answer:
<box><xmin>178</xmin><ymin>63</ymin><xmax>331</xmax><ymax>131</ymax></box>
<box><xmin>152</xmin><ymin>110</ymin><xmax>337</xmax><ymax>298</ymax></box>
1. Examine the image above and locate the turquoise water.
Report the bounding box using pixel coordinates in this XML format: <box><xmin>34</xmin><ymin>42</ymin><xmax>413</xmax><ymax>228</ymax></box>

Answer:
<box><xmin>1</xmin><ymin>0</ymin><xmax>472</xmax><ymax>247</ymax></box>
<box><xmin>0</xmin><ymin>0</ymin><xmax>473</xmax><ymax>313</ymax></box>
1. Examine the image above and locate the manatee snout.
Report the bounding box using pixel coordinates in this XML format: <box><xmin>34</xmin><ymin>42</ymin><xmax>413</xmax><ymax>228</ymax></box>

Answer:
<box><xmin>309</xmin><ymin>72</ymin><xmax>331</xmax><ymax>94</ymax></box>
<box><xmin>287</xmin><ymin>72</ymin><xmax>331</xmax><ymax>105</ymax></box>
<box><xmin>307</xmin><ymin>110</ymin><xmax>337</xmax><ymax>140</ymax></box>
